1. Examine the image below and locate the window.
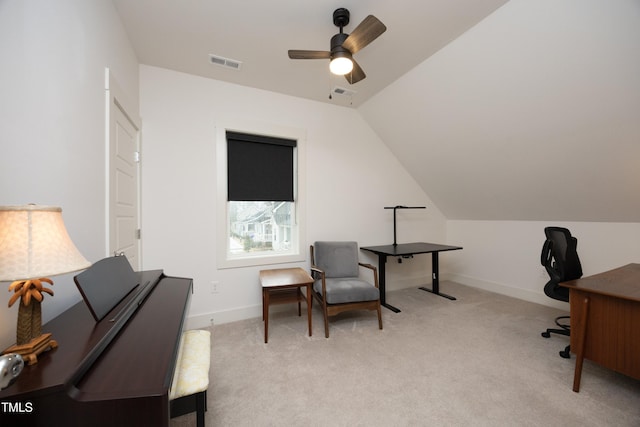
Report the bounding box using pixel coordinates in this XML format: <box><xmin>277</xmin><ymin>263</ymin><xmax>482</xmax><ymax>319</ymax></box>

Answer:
<box><xmin>216</xmin><ymin>122</ymin><xmax>306</xmax><ymax>268</ymax></box>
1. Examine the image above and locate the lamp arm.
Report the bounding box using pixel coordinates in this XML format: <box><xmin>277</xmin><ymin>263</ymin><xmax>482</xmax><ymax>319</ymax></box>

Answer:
<box><xmin>384</xmin><ymin>206</ymin><xmax>426</xmax><ymax>246</ymax></box>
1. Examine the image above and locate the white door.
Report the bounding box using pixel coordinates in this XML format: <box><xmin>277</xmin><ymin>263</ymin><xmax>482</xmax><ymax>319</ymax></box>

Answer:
<box><xmin>106</xmin><ymin>69</ymin><xmax>141</xmax><ymax>270</ymax></box>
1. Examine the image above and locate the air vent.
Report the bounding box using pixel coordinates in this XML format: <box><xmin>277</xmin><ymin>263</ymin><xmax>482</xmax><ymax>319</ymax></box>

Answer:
<box><xmin>332</xmin><ymin>86</ymin><xmax>356</xmax><ymax>97</ymax></box>
<box><xmin>209</xmin><ymin>54</ymin><xmax>242</xmax><ymax>71</ymax></box>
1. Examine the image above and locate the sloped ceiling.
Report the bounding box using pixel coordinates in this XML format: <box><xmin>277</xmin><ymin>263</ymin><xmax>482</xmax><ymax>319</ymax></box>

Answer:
<box><xmin>359</xmin><ymin>0</ymin><xmax>640</xmax><ymax>222</ymax></box>
<box><xmin>112</xmin><ymin>0</ymin><xmax>508</xmax><ymax>108</ymax></box>
<box><xmin>113</xmin><ymin>0</ymin><xmax>640</xmax><ymax>222</ymax></box>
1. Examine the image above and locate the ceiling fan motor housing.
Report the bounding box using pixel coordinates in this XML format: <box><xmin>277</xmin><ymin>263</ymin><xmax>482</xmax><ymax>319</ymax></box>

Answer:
<box><xmin>333</xmin><ymin>8</ymin><xmax>350</xmax><ymax>28</ymax></box>
<box><xmin>331</xmin><ymin>33</ymin><xmax>350</xmax><ymax>57</ymax></box>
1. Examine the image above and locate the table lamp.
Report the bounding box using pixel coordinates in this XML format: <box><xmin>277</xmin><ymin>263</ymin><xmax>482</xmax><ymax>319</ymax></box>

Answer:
<box><xmin>0</xmin><ymin>205</ymin><xmax>90</xmax><ymax>364</ymax></box>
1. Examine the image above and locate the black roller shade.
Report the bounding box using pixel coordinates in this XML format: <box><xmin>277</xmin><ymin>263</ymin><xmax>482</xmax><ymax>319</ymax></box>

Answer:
<box><xmin>227</xmin><ymin>131</ymin><xmax>296</xmax><ymax>201</ymax></box>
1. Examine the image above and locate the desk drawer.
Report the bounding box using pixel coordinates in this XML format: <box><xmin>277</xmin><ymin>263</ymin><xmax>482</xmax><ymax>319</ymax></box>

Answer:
<box><xmin>570</xmin><ymin>290</ymin><xmax>640</xmax><ymax>379</ymax></box>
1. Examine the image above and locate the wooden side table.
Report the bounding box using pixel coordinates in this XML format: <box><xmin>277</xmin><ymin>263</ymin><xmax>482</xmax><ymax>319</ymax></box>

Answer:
<box><xmin>260</xmin><ymin>267</ymin><xmax>314</xmax><ymax>343</ymax></box>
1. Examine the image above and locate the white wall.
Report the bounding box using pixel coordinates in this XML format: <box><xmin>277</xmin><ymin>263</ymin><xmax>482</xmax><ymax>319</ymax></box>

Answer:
<box><xmin>0</xmin><ymin>0</ymin><xmax>139</xmax><ymax>349</ymax></box>
<box><xmin>139</xmin><ymin>65</ymin><xmax>446</xmax><ymax>327</ymax></box>
<box><xmin>356</xmin><ymin>0</ymin><xmax>640</xmax><ymax>313</ymax></box>
<box><xmin>447</xmin><ymin>220</ymin><xmax>640</xmax><ymax>309</ymax></box>
<box><xmin>359</xmin><ymin>0</ymin><xmax>640</xmax><ymax>222</ymax></box>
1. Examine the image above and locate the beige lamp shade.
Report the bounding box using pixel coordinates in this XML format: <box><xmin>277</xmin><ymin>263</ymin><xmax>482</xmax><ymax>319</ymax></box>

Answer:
<box><xmin>0</xmin><ymin>205</ymin><xmax>91</xmax><ymax>281</ymax></box>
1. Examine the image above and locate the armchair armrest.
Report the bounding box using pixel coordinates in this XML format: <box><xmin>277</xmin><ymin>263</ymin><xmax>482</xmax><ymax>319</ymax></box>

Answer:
<box><xmin>310</xmin><ymin>265</ymin><xmax>324</xmax><ymax>279</ymax></box>
<box><xmin>310</xmin><ymin>266</ymin><xmax>327</xmax><ymax>295</ymax></box>
<box><xmin>358</xmin><ymin>263</ymin><xmax>379</xmax><ymax>288</ymax></box>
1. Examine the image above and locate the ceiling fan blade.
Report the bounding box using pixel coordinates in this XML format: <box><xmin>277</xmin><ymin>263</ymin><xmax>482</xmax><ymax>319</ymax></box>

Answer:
<box><xmin>345</xmin><ymin>59</ymin><xmax>366</xmax><ymax>84</ymax></box>
<box><xmin>342</xmin><ymin>15</ymin><xmax>387</xmax><ymax>54</ymax></box>
<box><xmin>288</xmin><ymin>50</ymin><xmax>331</xmax><ymax>59</ymax></box>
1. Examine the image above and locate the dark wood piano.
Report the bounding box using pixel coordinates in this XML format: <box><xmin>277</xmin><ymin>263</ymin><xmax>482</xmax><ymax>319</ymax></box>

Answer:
<box><xmin>0</xmin><ymin>257</ymin><xmax>193</xmax><ymax>426</ymax></box>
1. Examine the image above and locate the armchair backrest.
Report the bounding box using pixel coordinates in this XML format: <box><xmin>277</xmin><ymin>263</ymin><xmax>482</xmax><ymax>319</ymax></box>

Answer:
<box><xmin>541</xmin><ymin>227</ymin><xmax>582</xmax><ymax>284</ymax></box>
<box><xmin>313</xmin><ymin>241</ymin><xmax>359</xmax><ymax>278</ymax></box>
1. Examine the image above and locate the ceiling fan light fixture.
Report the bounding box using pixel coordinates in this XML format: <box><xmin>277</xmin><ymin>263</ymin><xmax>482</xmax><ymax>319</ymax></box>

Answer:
<box><xmin>288</xmin><ymin>8</ymin><xmax>386</xmax><ymax>84</ymax></box>
<box><xmin>330</xmin><ymin>53</ymin><xmax>353</xmax><ymax>75</ymax></box>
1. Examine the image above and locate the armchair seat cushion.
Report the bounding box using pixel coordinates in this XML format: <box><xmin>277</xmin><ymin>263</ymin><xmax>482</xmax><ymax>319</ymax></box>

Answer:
<box><xmin>314</xmin><ymin>277</ymin><xmax>380</xmax><ymax>304</ymax></box>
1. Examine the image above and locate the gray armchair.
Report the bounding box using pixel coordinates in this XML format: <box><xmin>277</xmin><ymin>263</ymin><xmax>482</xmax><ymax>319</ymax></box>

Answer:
<box><xmin>310</xmin><ymin>241</ymin><xmax>383</xmax><ymax>338</ymax></box>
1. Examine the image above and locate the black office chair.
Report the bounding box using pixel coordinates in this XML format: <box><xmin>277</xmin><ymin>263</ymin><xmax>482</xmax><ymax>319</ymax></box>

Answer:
<box><xmin>540</xmin><ymin>226</ymin><xmax>582</xmax><ymax>359</ymax></box>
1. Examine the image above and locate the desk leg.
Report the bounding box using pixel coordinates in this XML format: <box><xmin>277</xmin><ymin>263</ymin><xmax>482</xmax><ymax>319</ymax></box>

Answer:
<box><xmin>572</xmin><ymin>296</ymin><xmax>590</xmax><ymax>392</ymax></box>
<box><xmin>419</xmin><ymin>252</ymin><xmax>457</xmax><ymax>300</ymax></box>
<box><xmin>378</xmin><ymin>254</ymin><xmax>401</xmax><ymax>313</ymax></box>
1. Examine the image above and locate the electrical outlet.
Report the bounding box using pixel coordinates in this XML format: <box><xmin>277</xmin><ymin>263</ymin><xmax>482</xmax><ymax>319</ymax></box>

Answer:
<box><xmin>211</xmin><ymin>280</ymin><xmax>220</xmax><ymax>294</ymax></box>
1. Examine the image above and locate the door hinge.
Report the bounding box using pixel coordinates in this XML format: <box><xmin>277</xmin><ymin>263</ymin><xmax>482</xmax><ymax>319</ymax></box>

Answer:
<box><xmin>134</xmin><ymin>151</ymin><xmax>141</xmax><ymax>163</ymax></box>
<box><xmin>136</xmin><ymin>229</ymin><xmax>141</xmax><ymax>239</ymax></box>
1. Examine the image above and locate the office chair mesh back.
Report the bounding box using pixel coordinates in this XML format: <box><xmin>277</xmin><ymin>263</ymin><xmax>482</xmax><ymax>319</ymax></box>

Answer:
<box><xmin>541</xmin><ymin>227</ymin><xmax>582</xmax><ymax>301</ymax></box>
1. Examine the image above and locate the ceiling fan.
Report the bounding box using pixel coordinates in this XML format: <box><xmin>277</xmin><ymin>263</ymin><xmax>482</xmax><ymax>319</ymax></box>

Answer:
<box><xmin>288</xmin><ymin>8</ymin><xmax>387</xmax><ymax>84</ymax></box>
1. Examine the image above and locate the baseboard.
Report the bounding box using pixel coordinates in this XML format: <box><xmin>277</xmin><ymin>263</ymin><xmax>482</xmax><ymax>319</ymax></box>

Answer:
<box><xmin>448</xmin><ymin>273</ymin><xmax>568</xmax><ymax>311</ymax></box>
<box><xmin>185</xmin><ymin>276</ymin><xmax>435</xmax><ymax>328</ymax></box>
<box><xmin>185</xmin><ymin>273</ymin><xmax>568</xmax><ymax>328</ymax></box>
<box><xmin>185</xmin><ymin>304</ymin><xmax>263</xmax><ymax>329</ymax></box>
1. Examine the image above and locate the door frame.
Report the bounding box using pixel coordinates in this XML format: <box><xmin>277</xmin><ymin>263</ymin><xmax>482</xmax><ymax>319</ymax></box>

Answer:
<box><xmin>105</xmin><ymin>68</ymin><xmax>142</xmax><ymax>269</ymax></box>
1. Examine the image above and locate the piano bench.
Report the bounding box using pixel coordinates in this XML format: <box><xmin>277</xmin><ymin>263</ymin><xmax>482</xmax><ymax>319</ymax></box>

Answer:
<box><xmin>170</xmin><ymin>329</ymin><xmax>211</xmax><ymax>427</ymax></box>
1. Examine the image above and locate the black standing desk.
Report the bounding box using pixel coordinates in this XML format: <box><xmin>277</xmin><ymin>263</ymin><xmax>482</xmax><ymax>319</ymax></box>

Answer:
<box><xmin>361</xmin><ymin>242</ymin><xmax>463</xmax><ymax>313</ymax></box>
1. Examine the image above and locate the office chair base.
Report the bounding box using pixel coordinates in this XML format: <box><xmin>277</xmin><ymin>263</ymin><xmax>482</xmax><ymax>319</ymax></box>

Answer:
<box><xmin>541</xmin><ymin>327</ymin><xmax>569</xmax><ymax>338</ymax></box>
<box><xmin>554</xmin><ymin>315</ymin><xmax>570</xmax><ymax>331</ymax></box>
<box><xmin>541</xmin><ymin>329</ymin><xmax>571</xmax><ymax>359</ymax></box>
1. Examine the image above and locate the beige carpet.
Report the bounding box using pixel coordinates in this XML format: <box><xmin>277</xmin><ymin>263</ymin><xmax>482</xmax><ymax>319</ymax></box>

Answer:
<box><xmin>171</xmin><ymin>282</ymin><xmax>640</xmax><ymax>426</ymax></box>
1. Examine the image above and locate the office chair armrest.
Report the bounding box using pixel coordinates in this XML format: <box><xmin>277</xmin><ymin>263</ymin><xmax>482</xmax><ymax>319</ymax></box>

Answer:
<box><xmin>358</xmin><ymin>263</ymin><xmax>380</xmax><ymax>289</ymax></box>
<box><xmin>541</xmin><ymin>239</ymin><xmax>552</xmax><ymax>267</ymax></box>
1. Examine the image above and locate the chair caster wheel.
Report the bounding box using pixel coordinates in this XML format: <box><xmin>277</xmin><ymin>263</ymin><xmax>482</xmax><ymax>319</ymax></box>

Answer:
<box><xmin>541</xmin><ymin>332</ymin><xmax>550</xmax><ymax>338</ymax></box>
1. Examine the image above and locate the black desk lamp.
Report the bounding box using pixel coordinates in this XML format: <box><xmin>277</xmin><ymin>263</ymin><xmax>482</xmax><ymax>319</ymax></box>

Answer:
<box><xmin>384</xmin><ymin>205</ymin><xmax>426</xmax><ymax>246</ymax></box>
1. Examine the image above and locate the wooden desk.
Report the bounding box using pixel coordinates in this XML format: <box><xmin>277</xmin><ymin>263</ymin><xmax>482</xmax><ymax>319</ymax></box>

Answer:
<box><xmin>361</xmin><ymin>242</ymin><xmax>462</xmax><ymax>312</ymax></box>
<box><xmin>560</xmin><ymin>263</ymin><xmax>640</xmax><ymax>392</ymax></box>
<box><xmin>260</xmin><ymin>267</ymin><xmax>313</xmax><ymax>343</ymax></box>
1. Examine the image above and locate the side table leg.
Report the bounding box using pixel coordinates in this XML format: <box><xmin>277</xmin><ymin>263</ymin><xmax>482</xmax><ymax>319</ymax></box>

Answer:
<box><xmin>264</xmin><ymin>289</ymin><xmax>270</xmax><ymax>344</ymax></box>
<box><xmin>306</xmin><ymin>284</ymin><xmax>312</xmax><ymax>337</ymax></box>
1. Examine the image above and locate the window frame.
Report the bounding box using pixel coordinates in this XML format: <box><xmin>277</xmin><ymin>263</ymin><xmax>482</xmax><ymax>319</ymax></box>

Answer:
<box><xmin>216</xmin><ymin>120</ymin><xmax>306</xmax><ymax>269</ymax></box>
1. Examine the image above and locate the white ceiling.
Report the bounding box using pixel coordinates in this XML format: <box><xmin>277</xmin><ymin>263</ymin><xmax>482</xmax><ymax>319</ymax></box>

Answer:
<box><xmin>112</xmin><ymin>0</ymin><xmax>640</xmax><ymax>223</ymax></box>
<box><xmin>112</xmin><ymin>0</ymin><xmax>508</xmax><ymax>108</ymax></box>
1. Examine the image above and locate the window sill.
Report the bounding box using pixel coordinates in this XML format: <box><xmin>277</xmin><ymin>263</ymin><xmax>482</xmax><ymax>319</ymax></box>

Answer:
<box><xmin>217</xmin><ymin>252</ymin><xmax>305</xmax><ymax>269</ymax></box>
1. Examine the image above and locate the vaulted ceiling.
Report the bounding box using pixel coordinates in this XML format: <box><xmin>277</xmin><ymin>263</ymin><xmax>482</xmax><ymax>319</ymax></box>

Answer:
<box><xmin>113</xmin><ymin>0</ymin><xmax>640</xmax><ymax>222</ymax></box>
<box><xmin>112</xmin><ymin>0</ymin><xmax>508</xmax><ymax>108</ymax></box>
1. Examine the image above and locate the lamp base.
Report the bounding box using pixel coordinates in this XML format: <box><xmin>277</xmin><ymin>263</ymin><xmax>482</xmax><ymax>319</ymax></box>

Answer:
<box><xmin>2</xmin><ymin>333</ymin><xmax>58</xmax><ymax>365</ymax></box>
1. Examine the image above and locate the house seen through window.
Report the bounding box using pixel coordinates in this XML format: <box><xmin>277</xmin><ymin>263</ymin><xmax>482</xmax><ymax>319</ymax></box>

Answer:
<box><xmin>228</xmin><ymin>201</ymin><xmax>294</xmax><ymax>255</ymax></box>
